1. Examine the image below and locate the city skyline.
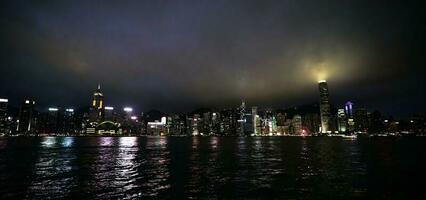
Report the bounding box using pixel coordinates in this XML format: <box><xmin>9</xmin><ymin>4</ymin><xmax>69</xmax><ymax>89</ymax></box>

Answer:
<box><xmin>1</xmin><ymin>1</ymin><xmax>425</xmax><ymax>118</ymax></box>
<box><xmin>0</xmin><ymin>79</ymin><xmax>424</xmax><ymax>121</ymax></box>
<box><xmin>1</xmin><ymin>80</ymin><xmax>424</xmax><ymax>137</ymax></box>
<box><xmin>0</xmin><ymin>80</ymin><xmax>415</xmax><ymax>119</ymax></box>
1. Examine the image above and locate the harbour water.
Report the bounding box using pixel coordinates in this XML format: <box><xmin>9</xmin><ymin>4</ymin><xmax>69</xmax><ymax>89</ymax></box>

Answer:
<box><xmin>0</xmin><ymin>136</ymin><xmax>425</xmax><ymax>199</ymax></box>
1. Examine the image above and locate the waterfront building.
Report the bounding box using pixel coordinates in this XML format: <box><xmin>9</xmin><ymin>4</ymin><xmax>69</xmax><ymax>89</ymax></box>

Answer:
<box><xmin>64</xmin><ymin>108</ymin><xmax>76</xmax><ymax>134</ymax></box>
<box><xmin>345</xmin><ymin>101</ymin><xmax>355</xmax><ymax>132</ymax></box>
<box><xmin>301</xmin><ymin>113</ymin><xmax>320</xmax><ymax>135</ymax></box>
<box><xmin>164</xmin><ymin>114</ymin><xmax>185</xmax><ymax>135</ymax></box>
<box><xmin>337</xmin><ymin>108</ymin><xmax>347</xmax><ymax>132</ymax></box>
<box><xmin>96</xmin><ymin>120</ymin><xmax>120</xmax><ymax>135</ymax></box>
<box><xmin>210</xmin><ymin>112</ymin><xmax>221</xmax><ymax>135</ymax></box>
<box><xmin>354</xmin><ymin>107</ymin><xmax>368</xmax><ymax>132</ymax></box>
<box><xmin>18</xmin><ymin>99</ymin><xmax>36</xmax><ymax>134</ymax></box>
<box><xmin>89</xmin><ymin>84</ymin><xmax>104</xmax><ymax>122</ymax></box>
<box><xmin>202</xmin><ymin>112</ymin><xmax>211</xmax><ymax>134</ymax></box>
<box><xmin>121</xmin><ymin>107</ymin><xmax>138</xmax><ymax>135</ymax></box>
<box><xmin>0</xmin><ymin>98</ymin><xmax>8</xmax><ymax>134</ymax></box>
<box><xmin>407</xmin><ymin>115</ymin><xmax>426</xmax><ymax>134</ymax></box>
<box><xmin>252</xmin><ymin>107</ymin><xmax>258</xmax><ymax>135</ymax></box>
<box><xmin>45</xmin><ymin>107</ymin><xmax>61</xmax><ymax>134</ymax></box>
<box><xmin>237</xmin><ymin>100</ymin><xmax>246</xmax><ymax>135</ymax></box>
<box><xmin>291</xmin><ymin>115</ymin><xmax>303</xmax><ymax>135</ymax></box>
<box><xmin>318</xmin><ymin>80</ymin><xmax>331</xmax><ymax>133</ymax></box>
<box><xmin>147</xmin><ymin>116</ymin><xmax>167</xmax><ymax>135</ymax></box>
<box><xmin>368</xmin><ymin>110</ymin><xmax>384</xmax><ymax>134</ymax></box>
<box><xmin>218</xmin><ymin>108</ymin><xmax>237</xmax><ymax>136</ymax></box>
<box><xmin>39</xmin><ymin>107</ymin><xmax>75</xmax><ymax>135</ymax></box>
<box><xmin>282</xmin><ymin>119</ymin><xmax>291</xmax><ymax>135</ymax></box>
<box><xmin>104</xmin><ymin>106</ymin><xmax>116</xmax><ymax>121</ymax></box>
<box><xmin>0</xmin><ymin>98</ymin><xmax>7</xmax><ymax>116</ymax></box>
<box><xmin>186</xmin><ymin>114</ymin><xmax>202</xmax><ymax>136</ymax></box>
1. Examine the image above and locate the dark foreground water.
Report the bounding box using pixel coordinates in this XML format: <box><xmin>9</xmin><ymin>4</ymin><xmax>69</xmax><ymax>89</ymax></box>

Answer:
<box><xmin>0</xmin><ymin>136</ymin><xmax>425</xmax><ymax>199</ymax></box>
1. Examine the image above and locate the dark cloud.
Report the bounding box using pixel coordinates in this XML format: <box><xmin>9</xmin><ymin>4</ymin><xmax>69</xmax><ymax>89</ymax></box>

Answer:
<box><xmin>1</xmin><ymin>0</ymin><xmax>425</xmax><ymax>117</ymax></box>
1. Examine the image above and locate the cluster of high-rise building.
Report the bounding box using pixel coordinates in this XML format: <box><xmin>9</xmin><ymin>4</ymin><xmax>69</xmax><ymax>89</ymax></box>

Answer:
<box><xmin>0</xmin><ymin>81</ymin><xmax>425</xmax><ymax>136</ymax></box>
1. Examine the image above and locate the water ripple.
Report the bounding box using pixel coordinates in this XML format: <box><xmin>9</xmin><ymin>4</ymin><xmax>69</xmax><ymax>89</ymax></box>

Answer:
<box><xmin>0</xmin><ymin>137</ymin><xmax>425</xmax><ymax>199</ymax></box>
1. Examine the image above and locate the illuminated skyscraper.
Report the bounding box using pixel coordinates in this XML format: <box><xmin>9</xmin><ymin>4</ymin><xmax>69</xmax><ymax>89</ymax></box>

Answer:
<box><xmin>237</xmin><ymin>100</ymin><xmax>246</xmax><ymax>135</ymax></box>
<box><xmin>337</xmin><ymin>108</ymin><xmax>347</xmax><ymax>132</ymax></box>
<box><xmin>318</xmin><ymin>80</ymin><xmax>331</xmax><ymax>133</ymax></box>
<box><xmin>252</xmin><ymin>107</ymin><xmax>259</xmax><ymax>135</ymax></box>
<box><xmin>345</xmin><ymin>101</ymin><xmax>354</xmax><ymax>117</ymax></box>
<box><xmin>18</xmin><ymin>99</ymin><xmax>36</xmax><ymax>133</ymax></box>
<box><xmin>291</xmin><ymin>115</ymin><xmax>302</xmax><ymax>135</ymax></box>
<box><xmin>345</xmin><ymin>101</ymin><xmax>355</xmax><ymax>132</ymax></box>
<box><xmin>46</xmin><ymin>107</ymin><xmax>60</xmax><ymax>134</ymax></box>
<box><xmin>64</xmin><ymin>109</ymin><xmax>75</xmax><ymax>134</ymax></box>
<box><xmin>239</xmin><ymin>100</ymin><xmax>246</xmax><ymax>120</ymax></box>
<box><xmin>89</xmin><ymin>84</ymin><xmax>104</xmax><ymax>122</ymax></box>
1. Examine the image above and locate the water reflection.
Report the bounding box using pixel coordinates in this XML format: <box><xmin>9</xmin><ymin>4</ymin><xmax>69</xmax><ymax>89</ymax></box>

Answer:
<box><xmin>86</xmin><ymin>138</ymin><xmax>116</xmax><ymax>198</ymax></box>
<box><xmin>115</xmin><ymin>137</ymin><xmax>139</xmax><ymax>198</ymax></box>
<box><xmin>299</xmin><ymin>138</ymin><xmax>316</xmax><ymax>182</ymax></box>
<box><xmin>41</xmin><ymin>137</ymin><xmax>57</xmax><ymax>148</ymax></box>
<box><xmin>210</xmin><ymin>136</ymin><xmax>219</xmax><ymax>149</ymax></box>
<box><xmin>119</xmin><ymin>137</ymin><xmax>137</xmax><ymax>147</ymax></box>
<box><xmin>0</xmin><ymin>137</ymin><xmax>424</xmax><ymax>199</ymax></box>
<box><xmin>192</xmin><ymin>136</ymin><xmax>199</xmax><ymax>149</ymax></box>
<box><xmin>149</xmin><ymin>136</ymin><xmax>167</xmax><ymax>148</ymax></box>
<box><xmin>27</xmin><ymin>137</ymin><xmax>76</xmax><ymax>198</ymax></box>
<box><xmin>99</xmin><ymin>137</ymin><xmax>113</xmax><ymax>146</ymax></box>
<box><xmin>141</xmin><ymin>137</ymin><xmax>170</xmax><ymax>197</ymax></box>
<box><xmin>62</xmin><ymin>137</ymin><xmax>74</xmax><ymax>148</ymax></box>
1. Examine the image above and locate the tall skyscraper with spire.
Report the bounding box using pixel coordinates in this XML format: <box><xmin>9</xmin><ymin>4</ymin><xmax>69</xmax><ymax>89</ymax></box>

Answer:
<box><xmin>89</xmin><ymin>84</ymin><xmax>104</xmax><ymax>122</ymax></box>
<box><xmin>318</xmin><ymin>80</ymin><xmax>331</xmax><ymax>133</ymax></box>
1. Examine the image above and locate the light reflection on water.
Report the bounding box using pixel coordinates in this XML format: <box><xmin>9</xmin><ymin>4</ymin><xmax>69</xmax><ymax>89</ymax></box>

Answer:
<box><xmin>41</xmin><ymin>136</ymin><xmax>57</xmax><ymax>148</ymax></box>
<box><xmin>115</xmin><ymin>137</ymin><xmax>139</xmax><ymax>199</ymax></box>
<box><xmin>119</xmin><ymin>137</ymin><xmax>137</xmax><ymax>147</ymax></box>
<box><xmin>26</xmin><ymin>137</ymin><xmax>76</xmax><ymax>199</ymax></box>
<box><xmin>142</xmin><ymin>137</ymin><xmax>170</xmax><ymax>198</ymax></box>
<box><xmin>62</xmin><ymin>137</ymin><xmax>74</xmax><ymax>147</ymax></box>
<box><xmin>0</xmin><ymin>136</ymin><xmax>425</xmax><ymax>199</ymax></box>
<box><xmin>99</xmin><ymin>137</ymin><xmax>113</xmax><ymax>146</ymax></box>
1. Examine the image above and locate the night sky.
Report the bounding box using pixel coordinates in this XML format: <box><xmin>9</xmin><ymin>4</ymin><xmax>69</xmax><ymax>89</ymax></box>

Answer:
<box><xmin>1</xmin><ymin>0</ymin><xmax>425</xmax><ymax>117</ymax></box>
